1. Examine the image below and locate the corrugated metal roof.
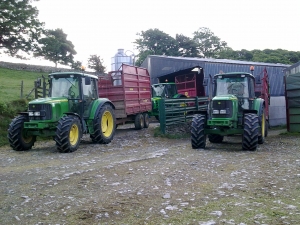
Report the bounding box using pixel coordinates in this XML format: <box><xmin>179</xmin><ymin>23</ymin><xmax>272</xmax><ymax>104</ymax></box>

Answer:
<box><xmin>141</xmin><ymin>55</ymin><xmax>290</xmax><ymax>96</ymax></box>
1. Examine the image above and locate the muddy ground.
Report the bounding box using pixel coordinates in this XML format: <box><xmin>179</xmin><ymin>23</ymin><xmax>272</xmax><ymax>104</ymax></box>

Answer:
<box><xmin>0</xmin><ymin>123</ymin><xmax>300</xmax><ymax>225</ymax></box>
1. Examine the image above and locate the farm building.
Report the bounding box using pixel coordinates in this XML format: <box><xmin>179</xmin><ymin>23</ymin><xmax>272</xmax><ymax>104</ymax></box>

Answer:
<box><xmin>141</xmin><ymin>55</ymin><xmax>290</xmax><ymax>126</ymax></box>
<box><xmin>284</xmin><ymin>61</ymin><xmax>300</xmax><ymax>132</ymax></box>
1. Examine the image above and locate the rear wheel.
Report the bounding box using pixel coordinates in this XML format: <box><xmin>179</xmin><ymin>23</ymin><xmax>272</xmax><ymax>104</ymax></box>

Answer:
<box><xmin>55</xmin><ymin>115</ymin><xmax>82</xmax><ymax>153</ymax></box>
<box><xmin>208</xmin><ymin>134</ymin><xmax>224</xmax><ymax>143</ymax></box>
<box><xmin>258</xmin><ymin>108</ymin><xmax>266</xmax><ymax>144</ymax></box>
<box><xmin>8</xmin><ymin>115</ymin><xmax>36</xmax><ymax>151</ymax></box>
<box><xmin>143</xmin><ymin>113</ymin><xmax>150</xmax><ymax>128</ymax></box>
<box><xmin>242</xmin><ymin>113</ymin><xmax>259</xmax><ymax>151</ymax></box>
<box><xmin>134</xmin><ymin>113</ymin><xmax>144</xmax><ymax>130</ymax></box>
<box><xmin>191</xmin><ymin>114</ymin><xmax>207</xmax><ymax>149</ymax></box>
<box><xmin>91</xmin><ymin>104</ymin><xmax>116</xmax><ymax>144</ymax></box>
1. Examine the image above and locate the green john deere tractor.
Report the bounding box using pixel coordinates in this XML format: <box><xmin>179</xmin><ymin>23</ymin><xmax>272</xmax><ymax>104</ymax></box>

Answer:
<box><xmin>8</xmin><ymin>72</ymin><xmax>116</xmax><ymax>153</ymax></box>
<box><xmin>149</xmin><ymin>82</ymin><xmax>186</xmax><ymax>120</ymax></box>
<box><xmin>191</xmin><ymin>72</ymin><xmax>267</xmax><ymax>151</ymax></box>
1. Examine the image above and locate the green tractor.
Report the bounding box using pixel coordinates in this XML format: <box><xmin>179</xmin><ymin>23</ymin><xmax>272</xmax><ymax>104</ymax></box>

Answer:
<box><xmin>8</xmin><ymin>72</ymin><xmax>116</xmax><ymax>153</ymax></box>
<box><xmin>191</xmin><ymin>72</ymin><xmax>267</xmax><ymax>151</ymax></box>
<box><xmin>149</xmin><ymin>82</ymin><xmax>186</xmax><ymax>120</ymax></box>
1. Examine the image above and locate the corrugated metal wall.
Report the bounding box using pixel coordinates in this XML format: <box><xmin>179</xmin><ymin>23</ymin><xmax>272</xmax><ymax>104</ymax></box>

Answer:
<box><xmin>142</xmin><ymin>56</ymin><xmax>290</xmax><ymax>96</ymax></box>
<box><xmin>204</xmin><ymin>62</ymin><xmax>287</xmax><ymax>96</ymax></box>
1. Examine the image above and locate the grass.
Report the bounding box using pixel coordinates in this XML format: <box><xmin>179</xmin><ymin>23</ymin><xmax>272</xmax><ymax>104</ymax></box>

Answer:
<box><xmin>0</xmin><ymin>67</ymin><xmax>45</xmax><ymax>101</ymax></box>
<box><xmin>0</xmin><ymin>66</ymin><xmax>45</xmax><ymax>146</ymax></box>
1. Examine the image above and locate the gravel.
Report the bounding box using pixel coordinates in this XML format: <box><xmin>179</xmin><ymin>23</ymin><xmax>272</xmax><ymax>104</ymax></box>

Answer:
<box><xmin>0</xmin><ymin>122</ymin><xmax>299</xmax><ymax>225</ymax></box>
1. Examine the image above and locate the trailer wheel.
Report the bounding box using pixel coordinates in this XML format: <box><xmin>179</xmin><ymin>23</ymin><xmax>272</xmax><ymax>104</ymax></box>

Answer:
<box><xmin>191</xmin><ymin>114</ymin><xmax>207</xmax><ymax>149</ymax></box>
<box><xmin>91</xmin><ymin>104</ymin><xmax>116</xmax><ymax>144</ymax></box>
<box><xmin>208</xmin><ymin>134</ymin><xmax>224</xmax><ymax>143</ymax></box>
<box><xmin>134</xmin><ymin>113</ymin><xmax>144</xmax><ymax>130</ymax></box>
<box><xmin>55</xmin><ymin>115</ymin><xmax>82</xmax><ymax>153</ymax></box>
<box><xmin>258</xmin><ymin>107</ymin><xmax>266</xmax><ymax>144</ymax></box>
<box><xmin>143</xmin><ymin>113</ymin><xmax>150</xmax><ymax>128</ymax></box>
<box><xmin>242</xmin><ymin>113</ymin><xmax>259</xmax><ymax>151</ymax></box>
<box><xmin>7</xmin><ymin>115</ymin><xmax>36</xmax><ymax>151</ymax></box>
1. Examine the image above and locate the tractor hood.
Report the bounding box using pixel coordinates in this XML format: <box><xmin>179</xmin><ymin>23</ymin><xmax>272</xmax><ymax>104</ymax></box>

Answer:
<box><xmin>212</xmin><ymin>94</ymin><xmax>238</xmax><ymax>101</ymax></box>
<box><xmin>29</xmin><ymin>97</ymin><xmax>69</xmax><ymax>105</ymax></box>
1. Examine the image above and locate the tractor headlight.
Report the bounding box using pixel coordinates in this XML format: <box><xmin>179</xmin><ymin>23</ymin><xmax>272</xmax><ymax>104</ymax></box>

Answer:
<box><xmin>29</xmin><ymin>111</ymin><xmax>41</xmax><ymax>116</ymax></box>
<box><xmin>213</xmin><ymin>109</ymin><xmax>219</xmax><ymax>114</ymax></box>
<box><xmin>220</xmin><ymin>109</ymin><xmax>227</xmax><ymax>114</ymax></box>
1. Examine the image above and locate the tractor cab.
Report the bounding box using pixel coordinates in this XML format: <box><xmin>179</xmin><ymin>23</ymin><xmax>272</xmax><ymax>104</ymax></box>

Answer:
<box><xmin>151</xmin><ymin>83</ymin><xmax>178</xmax><ymax>98</ymax></box>
<box><xmin>213</xmin><ymin>73</ymin><xmax>256</xmax><ymax>111</ymax></box>
<box><xmin>49</xmin><ymin>72</ymin><xmax>99</xmax><ymax>117</ymax></box>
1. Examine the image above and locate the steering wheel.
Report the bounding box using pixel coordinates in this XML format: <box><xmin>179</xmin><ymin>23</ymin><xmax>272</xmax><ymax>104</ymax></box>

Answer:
<box><xmin>69</xmin><ymin>90</ymin><xmax>75</xmax><ymax>98</ymax></box>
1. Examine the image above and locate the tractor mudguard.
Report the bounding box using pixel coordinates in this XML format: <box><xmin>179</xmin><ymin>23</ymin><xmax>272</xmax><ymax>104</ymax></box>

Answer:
<box><xmin>89</xmin><ymin>98</ymin><xmax>115</xmax><ymax>120</ymax></box>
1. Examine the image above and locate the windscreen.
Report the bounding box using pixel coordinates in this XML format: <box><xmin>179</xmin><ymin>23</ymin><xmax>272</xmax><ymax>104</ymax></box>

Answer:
<box><xmin>50</xmin><ymin>76</ymin><xmax>78</xmax><ymax>98</ymax></box>
<box><xmin>152</xmin><ymin>84</ymin><xmax>177</xmax><ymax>98</ymax></box>
<box><xmin>215</xmin><ymin>77</ymin><xmax>249</xmax><ymax>98</ymax></box>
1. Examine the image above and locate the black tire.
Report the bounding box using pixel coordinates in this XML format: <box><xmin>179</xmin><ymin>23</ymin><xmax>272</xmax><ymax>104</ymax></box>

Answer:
<box><xmin>242</xmin><ymin>113</ymin><xmax>259</xmax><ymax>151</ymax></box>
<box><xmin>143</xmin><ymin>113</ymin><xmax>150</xmax><ymax>128</ymax></box>
<box><xmin>265</xmin><ymin>120</ymin><xmax>269</xmax><ymax>137</ymax></box>
<box><xmin>134</xmin><ymin>113</ymin><xmax>144</xmax><ymax>130</ymax></box>
<box><xmin>7</xmin><ymin>115</ymin><xmax>36</xmax><ymax>151</ymax></box>
<box><xmin>91</xmin><ymin>104</ymin><xmax>116</xmax><ymax>144</ymax></box>
<box><xmin>258</xmin><ymin>108</ymin><xmax>266</xmax><ymax>144</ymax></box>
<box><xmin>208</xmin><ymin>134</ymin><xmax>224</xmax><ymax>143</ymax></box>
<box><xmin>191</xmin><ymin>114</ymin><xmax>207</xmax><ymax>149</ymax></box>
<box><xmin>55</xmin><ymin>115</ymin><xmax>82</xmax><ymax>153</ymax></box>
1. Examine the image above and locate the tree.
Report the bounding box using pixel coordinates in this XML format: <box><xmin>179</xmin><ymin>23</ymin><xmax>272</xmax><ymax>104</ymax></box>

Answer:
<box><xmin>71</xmin><ymin>60</ymin><xmax>82</xmax><ymax>71</ymax></box>
<box><xmin>34</xmin><ymin>28</ymin><xmax>76</xmax><ymax>67</ymax></box>
<box><xmin>88</xmin><ymin>55</ymin><xmax>106</xmax><ymax>73</ymax></box>
<box><xmin>193</xmin><ymin>27</ymin><xmax>228</xmax><ymax>58</ymax></box>
<box><xmin>0</xmin><ymin>0</ymin><xmax>44</xmax><ymax>57</ymax></box>
<box><xmin>175</xmin><ymin>34</ymin><xmax>198</xmax><ymax>57</ymax></box>
<box><xmin>134</xmin><ymin>28</ymin><xmax>180</xmax><ymax>66</ymax></box>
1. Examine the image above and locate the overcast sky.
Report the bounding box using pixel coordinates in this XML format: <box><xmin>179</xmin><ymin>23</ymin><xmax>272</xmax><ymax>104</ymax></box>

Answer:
<box><xmin>1</xmin><ymin>0</ymin><xmax>300</xmax><ymax>71</ymax></box>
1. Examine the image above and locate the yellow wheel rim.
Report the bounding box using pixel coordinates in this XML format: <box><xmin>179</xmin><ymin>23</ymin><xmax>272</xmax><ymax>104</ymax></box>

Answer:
<box><xmin>69</xmin><ymin>124</ymin><xmax>79</xmax><ymax>146</ymax></box>
<box><xmin>101</xmin><ymin>110</ymin><xmax>114</xmax><ymax>137</ymax></box>
<box><xmin>261</xmin><ymin>113</ymin><xmax>265</xmax><ymax>137</ymax></box>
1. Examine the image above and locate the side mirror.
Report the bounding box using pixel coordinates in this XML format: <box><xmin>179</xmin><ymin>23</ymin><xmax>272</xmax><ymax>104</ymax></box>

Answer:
<box><xmin>255</xmin><ymin>76</ymin><xmax>261</xmax><ymax>84</ymax></box>
<box><xmin>203</xmin><ymin>78</ymin><xmax>208</xmax><ymax>86</ymax></box>
<box><xmin>85</xmin><ymin>77</ymin><xmax>91</xmax><ymax>85</ymax></box>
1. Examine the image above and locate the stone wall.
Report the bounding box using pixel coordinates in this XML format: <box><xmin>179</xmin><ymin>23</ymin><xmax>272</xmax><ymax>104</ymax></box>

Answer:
<box><xmin>0</xmin><ymin>61</ymin><xmax>107</xmax><ymax>76</ymax></box>
<box><xmin>0</xmin><ymin>61</ymin><xmax>76</xmax><ymax>73</ymax></box>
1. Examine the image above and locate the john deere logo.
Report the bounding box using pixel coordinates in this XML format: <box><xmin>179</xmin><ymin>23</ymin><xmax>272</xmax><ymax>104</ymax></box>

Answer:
<box><xmin>218</xmin><ymin>102</ymin><xmax>221</xmax><ymax>104</ymax></box>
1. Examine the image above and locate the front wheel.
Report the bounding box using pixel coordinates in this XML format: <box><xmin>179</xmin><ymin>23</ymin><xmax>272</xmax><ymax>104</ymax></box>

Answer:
<box><xmin>242</xmin><ymin>113</ymin><xmax>259</xmax><ymax>151</ymax></box>
<box><xmin>91</xmin><ymin>104</ymin><xmax>116</xmax><ymax>144</ymax></box>
<box><xmin>7</xmin><ymin>115</ymin><xmax>36</xmax><ymax>151</ymax></box>
<box><xmin>191</xmin><ymin>114</ymin><xmax>207</xmax><ymax>149</ymax></box>
<box><xmin>55</xmin><ymin>115</ymin><xmax>82</xmax><ymax>153</ymax></box>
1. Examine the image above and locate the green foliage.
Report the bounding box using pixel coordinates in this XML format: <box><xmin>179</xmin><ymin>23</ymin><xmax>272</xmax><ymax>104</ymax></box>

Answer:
<box><xmin>134</xmin><ymin>27</ymin><xmax>228</xmax><ymax>65</ymax></box>
<box><xmin>193</xmin><ymin>27</ymin><xmax>228</xmax><ymax>58</ymax></box>
<box><xmin>87</xmin><ymin>54</ymin><xmax>106</xmax><ymax>73</ymax></box>
<box><xmin>176</xmin><ymin>34</ymin><xmax>198</xmax><ymax>57</ymax></box>
<box><xmin>134</xmin><ymin>28</ymin><xmax>180</xmax><ymax>66</ymax></box>
<box><xmin>71</xmin><ymin>60</ymin><xmax>83</xmax><ymax>71</ymax></box>
<box><xmin>34</xmin><ymin>28</ymin><xmax>76</xmax><ymax>67</ymax></box>
<box><xmin>0</xmin><ymin>0</ymin><xmax>45</xmax><ymax>56</ymax></box>
<box><xmin>0</xmin><ymin>99</ymin><xmax>28</xmax><ymax>146</ymax></box>
<box><xmin>218</xmin><ymin>48</ymin><xmax>300</xmax><ymax>65</ymax></box>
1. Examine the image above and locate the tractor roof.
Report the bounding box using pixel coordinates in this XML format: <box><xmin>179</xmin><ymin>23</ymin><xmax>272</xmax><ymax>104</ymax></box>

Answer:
<box><xmin>214</xmin><ymin>72</ymin><xmax>254</xmax><ymax>78</ymax></box>
<box><xmin>49</xmin><ymin>72</ymin><xmax>98</xmax><ymax>80</ymax></box>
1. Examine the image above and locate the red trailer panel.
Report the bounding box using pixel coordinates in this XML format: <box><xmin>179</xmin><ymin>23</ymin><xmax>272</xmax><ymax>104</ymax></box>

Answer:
<box><xmin>98</xmin><ymin>64</ymin><xmax>152</xmax><ymax>120</ymax></box>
